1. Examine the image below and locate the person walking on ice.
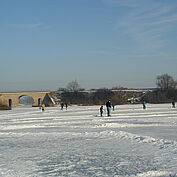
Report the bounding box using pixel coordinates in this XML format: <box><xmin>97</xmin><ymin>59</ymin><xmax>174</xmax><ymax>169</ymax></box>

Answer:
<box><xmin>100</xmin><ymin>106</ymin><xmax>103</xmax><ymax>117</ymax></box>
<box><xmin>172</xmin><ymin>101</ymin><xmax>175</xmax><ymax>108</ymax></box>
<box><xmin>106</xmin><ymin>100</ymin><xmax>112</xmax><ymax>116</ymax></box>
<box><xmin>112</xmin><ymin>104</ymin><xmax>115</xmax><ymax>111</ymax></box>
<box><xmin>65</xmin><ymin>103</ymin><xmax>68</xmax><ymax>110</ymax></box>
<box><xmin>41</xmin><ymin>104</ymin><xmax>45</xmax><ymax>112</ymax></box>
<box><xmin>61</xmin><ymin>103</ymin><xmax>64</xmax><ymax>110</ymax></box>
<box><xmin>142</xmin><ymin>100</ymin><xmax>146</xmax><ymax>109</ymax></box>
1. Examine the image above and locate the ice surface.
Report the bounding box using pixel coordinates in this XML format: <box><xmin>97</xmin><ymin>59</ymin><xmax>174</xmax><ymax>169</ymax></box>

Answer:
<box><xmin>0</xmin><ymin>104</ymin><xmax>177</xmax><ymax>177</ymax></box>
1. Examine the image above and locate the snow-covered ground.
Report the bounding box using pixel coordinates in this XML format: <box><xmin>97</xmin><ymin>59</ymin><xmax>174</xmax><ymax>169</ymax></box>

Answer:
<box><xmin>0</xmin><ymin>104</ymin><xmax>177</xmax><ymax>177</ymax></box>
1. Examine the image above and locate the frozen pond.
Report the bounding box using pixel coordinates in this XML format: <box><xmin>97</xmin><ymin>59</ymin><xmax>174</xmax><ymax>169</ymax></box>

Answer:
<box><xmin>0</xmin><ymin>104</ymin><xmax>177</xmax><ymax>177</ymax></box>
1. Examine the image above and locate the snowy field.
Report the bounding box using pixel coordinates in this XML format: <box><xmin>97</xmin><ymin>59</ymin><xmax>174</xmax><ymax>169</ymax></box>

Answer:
<box><xmin>0</xmin><ymin>104</ymin><xmax>177</xmax><ymax>177</ymax></box>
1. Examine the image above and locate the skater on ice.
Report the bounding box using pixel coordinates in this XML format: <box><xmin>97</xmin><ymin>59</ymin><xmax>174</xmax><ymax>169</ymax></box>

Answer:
<box><xmin>100</xmin><ymin>106</ymin><xmax>103</xmax><ymax>117</ymax></box>
<box><xmin>41</xmin><ymin>104</ymin><xmax>45</xmax><ymax>112</ymax></box>
<box><xmin>106</xmin><ymin>100</ymin><xmax>112</xmax><ymax>116</ymax></box>
<box><xmin>112</xmin><ymin>104</ymin><xmax>115</xmax><ymax>111</ymax></box>
<box><xmin>142</xmin><ymin>100</ymin><xmax>146</xmax><ymax>109</ymax></box>
<box><xmin>65</xmin><ymin>103</ymin><xmax>68</xmax><ymax>110</ymax></box>
<box><xmin>61</xmin><ymin>103</ymin><xmax>64</xmax><ymax>110</ymax></box>
<box><xmin>172</xmin><ymin>101</ymin><xmax>175</xmax><ymax>108</ymax></box>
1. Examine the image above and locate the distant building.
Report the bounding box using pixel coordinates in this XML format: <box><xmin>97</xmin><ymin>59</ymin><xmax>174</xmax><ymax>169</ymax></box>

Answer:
<box><xmin>42</xmin><ymin>93</ymin><xmax>56</xmax><ymax>107</ymax></box>
<box><xmin>127</xmin><ymin>97</ymin><xmax>141</xmax><ymax>104</ymax></box>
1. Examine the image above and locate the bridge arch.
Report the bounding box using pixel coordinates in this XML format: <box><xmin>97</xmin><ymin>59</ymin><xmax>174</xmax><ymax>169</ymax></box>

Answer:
<box><xmin>8</xmin><ymin>99</ymin><xmax>12</xmax><ymax>108</ymax></box>
<box><xmin>19</xmin><ymin>95</ymin><xmax>35</xmax><ymax>105</ymax></box>
<box><xmin>0</xmin><ymin>91</ymin><xmax>50</xmax><ymax>109</ymax></box>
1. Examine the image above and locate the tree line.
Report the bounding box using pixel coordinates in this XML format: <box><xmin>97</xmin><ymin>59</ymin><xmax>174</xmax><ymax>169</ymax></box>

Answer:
<box><xmin>58</xmin><ymin>89</ymin><xmax>142</xmax><ymax>105</ymax></box>
<box><xmin>55</xmin><ymin>80</ymin><xmax>143</xmax><ymax>105</ymax></box>
<box><xmin>55</xmin><ymin>74</ymin><xmax>177</xmax><ymax>105</ymax></box>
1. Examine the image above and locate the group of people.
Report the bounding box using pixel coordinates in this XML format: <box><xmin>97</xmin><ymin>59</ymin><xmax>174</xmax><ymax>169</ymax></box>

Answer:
<box><xmin>100</xmin><ymin>100</ymin><xmax>113</xmax><ymax>117</ymax></box>
<box><xmin>40</xmin><ymin>100</ymin><xmax>176</xmax><ymax>115</ymax></box>
<box><xmin>61</xmin><ymin>103</ymin><xmax>68</xmax><ymax>110</ymax></box>
<box><xmin>142</xmin><ymin>100</ymin><xmax>176</xmax><ymax>109</ymax></box>
<box><xmin>39</xmin><ymin>103</ymin><xmax>68</xmax><ymax>112</ymax></box>
<box><xmin>100</xmin><ymin>99</ymin><xmax>148</xmax><ymax>117</ymax></box>
<box><xmin>100</xmin><ymin>100</ymin><xmax>176</xmax><ymax>117</ymax></box>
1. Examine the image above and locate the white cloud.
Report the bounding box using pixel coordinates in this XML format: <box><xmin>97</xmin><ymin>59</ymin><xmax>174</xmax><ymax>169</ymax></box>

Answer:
<box><xmin>111</xmin><ymin>0</ymin><xmax>177</xmax><ymax>51</ymax></box>
<box><xmin>148</xmin><ymin>14</ymin><xmax>177</xmax><ymax>25</ymax></box>
<box><xmin>9</xmin><ymin>22</ymin><xmax>50</xmax><ymax>29</ymax></box>
<box><xmin>100</xmin><ymin>0</ymin><xmax>177</xmax><ymax>61</ymax></box>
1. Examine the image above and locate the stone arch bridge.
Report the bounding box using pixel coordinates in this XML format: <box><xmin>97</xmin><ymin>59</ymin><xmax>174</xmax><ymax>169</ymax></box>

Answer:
<box><xmin>0</xmin><ymin>91</ymin><xmax>50</xmax><ymax>109</ymax></box>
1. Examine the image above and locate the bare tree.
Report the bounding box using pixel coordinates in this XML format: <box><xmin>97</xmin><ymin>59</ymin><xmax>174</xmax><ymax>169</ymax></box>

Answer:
<box><xmin>156</xmin><ymin>74</ymin><xmax>177</xmax><ymax>90</ymax></box>
<box><xmin>66</xmin><ymin>80</ymin><xmax>80</xmax><ymax>92</ymax></box>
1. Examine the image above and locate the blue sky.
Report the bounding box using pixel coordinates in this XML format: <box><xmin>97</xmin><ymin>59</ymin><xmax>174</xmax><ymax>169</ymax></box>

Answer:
<box><xmin>0</xmin><ymin>0</ymin><xmax>177</xmax><ymax>91</ymax></box>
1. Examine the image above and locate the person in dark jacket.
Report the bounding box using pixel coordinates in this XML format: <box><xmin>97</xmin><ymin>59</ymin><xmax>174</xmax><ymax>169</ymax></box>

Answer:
<box><xmin>172</xmin><ymin>101</ymin><xmax>175</xmax><ymax>108</ymax></box>
<box><xmin>106</xmin><ymin>100</ymin><xmax>111</xmax><ymax>116</ymax></box>
<box><xmin>100</xmin><ymin>106</ymin><xmax>103</xmax><ymax>117</ymax></box>
<box><xmin>112</xmin><ymin>104</ymin><xmax>115</xmax><ymax>111</ymax></box>
<box><xmin>142</xmin><ymin>100</ymin><xmax>146</xmax><ymax>109</ymax></box>
<box><xmin>65</xmin><ymin>103</ymin><xmax>68</xmax><ymax>110</ymax></box>
<box><xmin>61</xmin><ymin>103</ymin><xmax>64</xmax><ymax>110</ymax></box>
